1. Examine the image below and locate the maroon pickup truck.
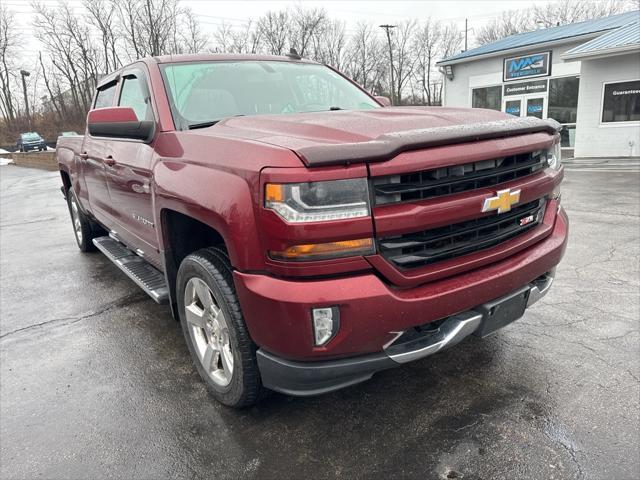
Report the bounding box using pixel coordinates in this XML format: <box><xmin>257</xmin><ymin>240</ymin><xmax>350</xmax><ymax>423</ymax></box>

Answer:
<box><xmin>57</xmin><ymin>53</ymin><xmax>568</xmax><ymax>407</ymax></box>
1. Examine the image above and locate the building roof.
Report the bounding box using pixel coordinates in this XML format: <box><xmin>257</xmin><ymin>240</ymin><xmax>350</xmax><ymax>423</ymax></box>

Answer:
<box><xmin>438</xmin><ymin>10</ymin><xmax>640</xmax><ymax>65</ymax></box>
<box><xmin>562</xmin><ymin>18</ymin><xmax>640</xmax><ymax>60</ymax></box>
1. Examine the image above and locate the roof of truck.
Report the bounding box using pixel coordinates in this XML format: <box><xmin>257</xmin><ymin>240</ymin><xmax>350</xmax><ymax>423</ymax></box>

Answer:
<box><xmin>151</xmin><ymin>53</ymin><xmax>318</xmax><ymax>64</ymax></box>
<box><xmin>97</xmin><ymin>53</ymin><xmax>319</xmax><ymax>88</ymax></box>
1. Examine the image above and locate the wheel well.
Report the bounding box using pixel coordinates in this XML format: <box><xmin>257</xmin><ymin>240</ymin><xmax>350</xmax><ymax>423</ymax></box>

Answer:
<box><xmin>60</xmin><ymin>170</ymin><xmax>71</xmax><ymax>192</ymax></box>
<box><xmin>161</xmin><ymin>209</ymin><xmax>228</xmax><ymax>319</ymax></box>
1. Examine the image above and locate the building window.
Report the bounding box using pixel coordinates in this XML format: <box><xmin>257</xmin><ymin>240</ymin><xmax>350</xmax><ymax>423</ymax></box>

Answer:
<box><xmin>602</xmin><ymin>80</ymin><xmax>640</xmax><ymax>123</ymax></box>
<box><xmin>548</xmin><ymin>76</ymin><xmax>579</xmax><ymax>124</ymax></box>
<box><xmin>472</xmin><ymin>86</ymin><xmax>502</xmax><ymax>111</ymax></box>
<box><xmin>548</xmin><ymin>76</ymin><xmax>580</xmax><ymax>148</ymax></box>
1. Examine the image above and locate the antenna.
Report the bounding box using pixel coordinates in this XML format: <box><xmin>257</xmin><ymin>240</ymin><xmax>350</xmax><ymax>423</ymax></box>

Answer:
<box><xmin>287</xmin><ymin>48</ymin><xmax>302</xmax><ymax>60</ymax></box>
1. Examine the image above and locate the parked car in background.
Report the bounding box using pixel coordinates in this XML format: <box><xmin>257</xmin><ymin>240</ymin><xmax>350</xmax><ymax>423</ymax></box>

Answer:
<box><xmin>17</xmin><ymin>132</ymin><xmax>47</xmax><ymax>152</ymax></box>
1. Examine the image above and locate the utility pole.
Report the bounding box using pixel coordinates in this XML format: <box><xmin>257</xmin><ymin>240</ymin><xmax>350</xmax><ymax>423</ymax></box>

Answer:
<box><xmin>20</xmin><ymin>70</ymin><xmax>31</xmax><ymax>130</ymax></box>
<box><xmin>464</xmin><ymin>19</ymin><xmax>468</xmax><ymax>51</ymax></box>
<box><xmin>379</xmin><ymin>24</ymin><xmax>397</xmax><ymax>105</ymax></box>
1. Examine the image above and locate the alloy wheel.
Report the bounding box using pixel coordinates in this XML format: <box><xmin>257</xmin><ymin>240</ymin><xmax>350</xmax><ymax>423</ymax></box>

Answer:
<box><xmin>184</xmin><ymin>277</ymin><xmax>234</xmax><ymax>387</ymax></box>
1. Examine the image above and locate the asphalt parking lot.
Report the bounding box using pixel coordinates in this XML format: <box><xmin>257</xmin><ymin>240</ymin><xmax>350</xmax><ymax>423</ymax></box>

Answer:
<box><xmin>1</xmin><ymin>163</ymin><xmax>638</xmax><ymax>480</ymax></box>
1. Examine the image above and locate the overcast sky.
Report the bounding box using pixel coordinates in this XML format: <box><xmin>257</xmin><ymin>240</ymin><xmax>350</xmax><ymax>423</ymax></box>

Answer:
<box><xmin>6</xmin><ymin>0</ymin><xmax>557</xmax><ymax>71</ymax></box>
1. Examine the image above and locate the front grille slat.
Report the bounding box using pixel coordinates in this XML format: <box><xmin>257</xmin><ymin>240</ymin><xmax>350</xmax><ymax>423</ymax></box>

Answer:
<box><xmin>379</xmin><ymin>199</ymin><xmax>546</xmax><ymax>270</ymax></box>
<box><xmin>374</xmin><ymin>151</ymin><xmax>548</xmax><ymax>205</ymax></box>
<box><xmin>379</xmin><ymin>201</ymin><xmax>541</xmax><ymax>251</ymax></box>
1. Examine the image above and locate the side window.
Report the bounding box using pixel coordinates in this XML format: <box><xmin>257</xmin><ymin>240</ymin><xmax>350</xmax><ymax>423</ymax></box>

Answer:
<box><xmin>94</xmin><ymin>83</ymin><xmax>116</xmax><ymax>109</ymax></box>
<box><xmin>119</xmin><ymin>74</ymin><xmax>152</xmax><ymax>121</ymax></box>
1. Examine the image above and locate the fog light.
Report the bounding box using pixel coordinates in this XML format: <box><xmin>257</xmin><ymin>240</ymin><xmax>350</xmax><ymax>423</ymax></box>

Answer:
<box><xmin>312</xmin><ymin>307</ymin><xmax>340</xmax><ymax>346</ymax></box>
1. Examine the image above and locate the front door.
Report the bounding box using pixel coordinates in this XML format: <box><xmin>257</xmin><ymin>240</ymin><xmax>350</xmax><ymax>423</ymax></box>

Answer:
<box><xmin>81</xmin><ymin>80</ymin><xmax>119</xmax><ymax>229</ymax></box>
<box><xmin>104</xmin><ymin>68</ymin><xmax>161</xmax><ymax>268</ymax></box>
<box><xmin>502</xmin><ymin>94</ymin><xmax>547</xmax><ymax>119</ymax></box>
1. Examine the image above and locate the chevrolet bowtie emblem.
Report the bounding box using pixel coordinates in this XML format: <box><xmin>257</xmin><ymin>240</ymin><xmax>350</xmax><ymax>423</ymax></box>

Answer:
<box><xmin>482</xmin><ymin>188</ymin><xmax>521</xmax><ymax>214</ymax></box>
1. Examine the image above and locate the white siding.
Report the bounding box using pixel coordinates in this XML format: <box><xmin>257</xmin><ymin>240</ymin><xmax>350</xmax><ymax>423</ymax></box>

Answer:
<box><xmin>573</xmin><ymin>54</ymin><xmax>640</xmax><ymax>158</ymax></box>
<box><xmin>442</xmin><ymin>42</ymin><xmax>584</xmax><ymax>108</ymax></box>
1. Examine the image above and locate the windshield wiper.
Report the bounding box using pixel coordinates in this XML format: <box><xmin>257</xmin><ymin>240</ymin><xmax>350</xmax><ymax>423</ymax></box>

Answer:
<box><xmin>329</xmin><ymin>106</ymin><xmax>343</xmax><ymax>111</ymax></box>
<box><xmin>187</xmin><ymin>114</ymin><xmax>245</xmax><ymax>130</ymax></box>
<box><xmin>187</xmin><ymin>120</ymin><xmax>221</xmax><ymax>130</ymax></box>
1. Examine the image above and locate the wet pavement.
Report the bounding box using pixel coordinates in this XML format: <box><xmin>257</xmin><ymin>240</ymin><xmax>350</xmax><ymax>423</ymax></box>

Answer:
<box><xmin>1</xmin><ymin>164</ymin><xmax>638</xmax><ymax>479</ymax></box>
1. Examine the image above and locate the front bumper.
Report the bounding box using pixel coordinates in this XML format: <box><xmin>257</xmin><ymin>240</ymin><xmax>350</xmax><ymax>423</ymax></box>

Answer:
<box><xmin>21</xmin><ymin>143</ymin><xmax>45</xmax><ymax>151</ymax></box>
<box><xmin>234</xmin><ymin>208</ymin><xmax>568</xmax><ymax>361</ymax></box>
<box><xmin>256</xmin><ymin>270</ymin><xmax>554</xmax><ymax>396</ymax></box>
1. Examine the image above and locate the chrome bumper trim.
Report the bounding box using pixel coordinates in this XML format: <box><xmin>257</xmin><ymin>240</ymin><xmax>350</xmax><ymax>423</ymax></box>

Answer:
<box><xmin>526</xmin><ymin>268</ymin><xmax>555</xmax><ymax>307</ymax></box>
<box><xmin>385</xmin><ymin>270</ymin><xmax>556</xmax><ymax>365</ymax></box>
<box><xmin>385</xmin><ymin>311</ymin><xmax>482</xmax><ymax>364</ymax></box>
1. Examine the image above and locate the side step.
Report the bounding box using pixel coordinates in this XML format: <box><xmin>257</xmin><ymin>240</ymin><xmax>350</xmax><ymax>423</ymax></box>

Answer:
<box><xmin>92</xmin><ymin>236</ymin><xmax>169</xmax><ymax>304</ymax></box>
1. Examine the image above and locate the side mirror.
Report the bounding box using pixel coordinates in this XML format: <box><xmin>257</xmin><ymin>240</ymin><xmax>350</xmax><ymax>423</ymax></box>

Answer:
<box><xmin>374</xmin><ymin>95</ymin><xmax>391</xmax><ymax>107</ymax></box>
<box><xmin>87</xmin><ymin>107</ymin><xmax>154</xmax><ymax>142</ymax></box>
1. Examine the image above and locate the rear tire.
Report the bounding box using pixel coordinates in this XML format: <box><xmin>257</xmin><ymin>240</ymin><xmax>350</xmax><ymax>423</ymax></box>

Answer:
<box><xmin>177</xmin><ymin>247</ymin><xmax>265</xmax><ymax>408</ymax></box>
<box><xmin>66</xmin><ymin>188</ymin><xmax>101</xmax><ymax>252</ymax></box>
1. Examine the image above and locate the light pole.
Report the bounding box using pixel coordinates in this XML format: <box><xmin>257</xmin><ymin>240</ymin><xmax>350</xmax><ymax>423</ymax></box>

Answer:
<box><xmin>379</xmin><ymin>24</ymin><xmax>396</xmax><ymax>105</ymax></box>
<box><xmin>20</xmin><ymin>70</ymin><xmax>31</xmax><ymax>130</ymax></box>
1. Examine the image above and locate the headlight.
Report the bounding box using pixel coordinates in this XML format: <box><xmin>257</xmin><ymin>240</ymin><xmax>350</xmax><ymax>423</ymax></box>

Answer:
<box><xmin>265</xmin><ymin>178</ymin><xmax>370</xmax><ymax>223</ymax></box>
<box><xmin>545</xmin><ymin>141</ymin><xmax>562</xmax><ymax>171</ymax></box>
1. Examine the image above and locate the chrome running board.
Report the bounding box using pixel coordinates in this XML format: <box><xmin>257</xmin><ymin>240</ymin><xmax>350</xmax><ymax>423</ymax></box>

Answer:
<box><xmin>93</xmin><ymin>236</ymin><xmax>169</xmax><ymax>304</ymax></box>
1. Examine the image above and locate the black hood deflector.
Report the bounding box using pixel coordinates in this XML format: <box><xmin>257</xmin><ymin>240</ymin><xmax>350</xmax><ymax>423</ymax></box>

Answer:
<box><xmin>296</xmin><ymin>117</ymin><xmax>561</xmax><ymax>167</ymax></box>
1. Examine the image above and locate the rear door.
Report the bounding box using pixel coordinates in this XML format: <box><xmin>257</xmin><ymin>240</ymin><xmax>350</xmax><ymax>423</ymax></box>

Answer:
<box><xmin>104</xmin><ymin>67</ymin><xmax>161</xmax><ymax>268</ymax></box>
<box><xmin>81</xmin><ymin>80</ymin><xmax>118</xmax><ymax>228</ymax></box>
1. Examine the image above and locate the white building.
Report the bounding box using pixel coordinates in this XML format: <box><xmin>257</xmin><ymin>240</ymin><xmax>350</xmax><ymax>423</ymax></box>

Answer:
<box><xmin>437</xmin><ymin>11</ymin><xmax>640</xmax><ymax>159</ymax></box>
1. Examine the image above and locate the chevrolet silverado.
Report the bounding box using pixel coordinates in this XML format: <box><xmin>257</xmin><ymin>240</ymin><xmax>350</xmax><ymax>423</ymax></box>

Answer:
<box><xmin>57</xmin><ymin>53</ymin><xmax>568</xmax><ymax>407</ymax></box>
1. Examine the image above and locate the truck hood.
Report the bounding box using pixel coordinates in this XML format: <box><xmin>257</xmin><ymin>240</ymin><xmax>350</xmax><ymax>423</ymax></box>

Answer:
<box><xmin>210</xmin><ymin>107</ymin><xmax>561</xmax><ymax>167</ymax></box>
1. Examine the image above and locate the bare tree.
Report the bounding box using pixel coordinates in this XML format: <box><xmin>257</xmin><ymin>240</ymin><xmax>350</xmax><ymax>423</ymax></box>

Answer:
<box><xmin>84</xmin><ymin>0</ymin><xmax>121</xmax><ymax>71</ymax></box>
<box><xmin>290</xmin><ymin>6</ymin><xmax>327</xmax><ymax>57</ymax></box>
<box><xmin>38</xmin><ymin>52</ymin><xmax>63</xmax><ymax>121</ymax></box>
<box><xmin>413</xmin><ymin>19</ymin><xmax>442</xmax><ymax>105</ymax></box>
<box><xmin>313</xmin><ymin>19</ymin><xmax>347</xmax><ymax>69</ymax></box>
<box><xmin>439</xmin><ymin>23</ymin><xmax>463</xmax><ymax>61</ymax></box>
<box><xmin>258</xmin><ymin>11</ymin><xmax>289</xmax><ymax>55</ymax></box>
<box><xmin>476</xmin><ymin>10</ymin><xmax>534</xmax><ymax>45</ymax></box>
<box><xmin>114</xmin><ymin>0</ymin><xmax>142</xmax><ymax>60</ymax></box>
<box><xmin>476</xmin><ymin>0</ymin><xmax>637</xmax><ymax>45</ymax></box>
<box><xmin>180</xmin><ymin>8</ymin><xmax>208</xmax><ymax>53</ymax></box>
<box><xmin>113</xmin><ymin>0</ymin><xmax>182</xmax><ymax>59</ymax></box>
<box><xmin>0</xmin><ymin>3</ymin><xmax>18</xmax><ymax>123</ymax></box>
<box><xmin>391</xmin><ymin>20</ymin><xmax>418</xmax><ymax>105</ymax></box>
<box><xmin>212</xmin><ymin>21</ymin><xmax>233</xmax><ymax>53</ymax></box>
<box><xmin>32</xmin><ymin>1</ymin><xmax>99</xmax><ymax>117</ymax></box>
<box><xmin>346</xmin><ymin>22</ymin><xmax>386</xmax><ymax>93</ymax></box>
<box><xmin>534</xmin><ymin>0</ymin><xmax>634</xmax><ymax>27</ymax></box>
<box><xmin>229</xmin><ymin>21</ymin><xmax>262</xmax><ymax>54</ymax></box>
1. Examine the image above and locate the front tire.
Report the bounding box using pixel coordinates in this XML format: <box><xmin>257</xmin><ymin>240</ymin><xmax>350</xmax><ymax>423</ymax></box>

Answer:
<box><xmin>177</xmin><ymin>247</ymin><xmax>264</xmax><ymax>408</ymax></box>
<box><xmin>66</xmin><ymin>188</ymin><xmax>100</xmax><ymax>252</ymax></box>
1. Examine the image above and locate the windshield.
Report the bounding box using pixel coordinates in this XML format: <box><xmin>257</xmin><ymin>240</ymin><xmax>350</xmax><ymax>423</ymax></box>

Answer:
<box><xmin>22</xmin><ymin>133</ymin><xmax>41</xmax><ymax>141</ymax></box>
<box><xmin>160</xmin><ymin>61</ymin><xmax>379</xmax><ymax>129</ymax></box>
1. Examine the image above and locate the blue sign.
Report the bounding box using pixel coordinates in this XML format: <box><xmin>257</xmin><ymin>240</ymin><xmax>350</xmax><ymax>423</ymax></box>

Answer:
<box><xmin>503</xmin><ymin>51</ymin><xmax>551</xmax><ymax>82</ymax></box>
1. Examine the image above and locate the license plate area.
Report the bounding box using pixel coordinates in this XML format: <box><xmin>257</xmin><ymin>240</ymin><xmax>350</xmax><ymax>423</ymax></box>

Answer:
<box><xmin>473</xmin><ymin>286</ymin><xmax>530</xmax><ymax>337</ymax></box>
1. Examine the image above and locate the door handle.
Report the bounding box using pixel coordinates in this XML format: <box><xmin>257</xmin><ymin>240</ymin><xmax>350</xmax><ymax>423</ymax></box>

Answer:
<box><xmin>78</xmin><ymin>152</ymin><xmax>89</xmax><ymax>160</ymax></box>
<box><xmin>103</xmin><ymin>156</ymin><xmax>116</xmax><ymax>167</ymax></box>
